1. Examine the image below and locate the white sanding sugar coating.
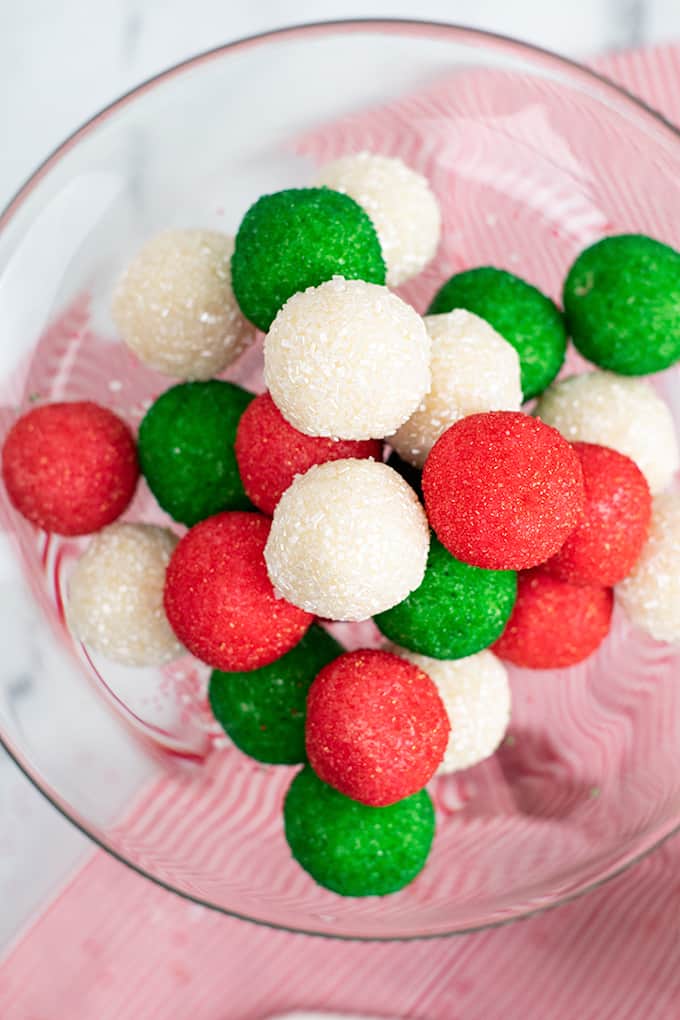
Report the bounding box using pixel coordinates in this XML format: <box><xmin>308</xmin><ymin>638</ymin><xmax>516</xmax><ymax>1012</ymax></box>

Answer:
<box><xmin>68</xmin><ymin>523</ymin><xmax>183</xmax><ymax>667</ymax></box>
<box><xmin>390</xmin><ymin>309</ymin><xmax>522</xmax><ymax>468</ymax></box>
<box><xmin>617</xmin><ymin>492</ymin><xmax>680</xmax><ymax>643</ymax></box>
<box><xmin>535</xmin><ymin>370</ymin><xmax>679</xmax><ymax>494</ymax></box>
<box><xmin>315</xmin><ymin>152</ymin><xmax>441</xmax><ymax>286</ymax></box>
<box><xmin>112</xmin><ymin>229</ymin><xmax>253</xmax><ymax>380</ymax></box>
<box><xmin>264</xmin><ymin>459</ymin><xmax>430</xmax><ymax>621</ymax></box>
<box><xmin>264</xmin><ymin>277</ymin><xmax>431</xmax><ymax>441</ymax></box>
<box><xmin>391</xmin><ymin>646</ymin><xmax>511</xmax><ymax>774</ymax></box>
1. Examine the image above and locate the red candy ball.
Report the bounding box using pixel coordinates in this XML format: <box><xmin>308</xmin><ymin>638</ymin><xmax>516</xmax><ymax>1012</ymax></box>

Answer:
<box><xmin>305</xmin><ymin>648</ymin><xmax>450</xmax><ymax>807</ymax></box>
<box><xmin>493</xmin><ymin>567</ymin><xmax>613</xmax><ymax>668</ymax></box>
<box><xmin>235</xmin><ymin>391</ymin><xmax>382</xmax><ymax>515</ymax></box>
<box><xmin>543</xmin><ymin>442</ymin><xmax>651</xmax><ymax>587</ymax></box>
<box><xmin>2</xmin><ymin>401</ymin><xmax>138</xmax><ymax>536</ymax></box>
<box><xmin>422</xmin><ymin>411</ymin><xmax>585</xmax><ymax>570</ymax></box>
<box><xmin>164</xmin><ymin>512</ymin><xmax>313</xmax><ymax>671</ymax></box>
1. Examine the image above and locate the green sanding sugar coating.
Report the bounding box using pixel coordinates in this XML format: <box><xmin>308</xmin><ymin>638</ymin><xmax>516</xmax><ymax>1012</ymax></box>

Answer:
<box><xmin>284</xmin><ymin>766</ymin><xmax>435</xmax><ymax>897</ymax></box>
<box><xmin>138</xmin><ymin>380</ymin><xmax>253</xmax><ymax>526</ymax></box>
<box><xmin>208</xmin><ymin>624</ymin><xmax>343</xmax><ymax>765</ymax></box>
<box><xmin>374</xmin><ymin>536</ymin><xmax>517</xmax><ymax>659</ymax></box>
<box><xmin>563</xmin><ymin>234</ymin><xmax>680</xmax><ymax>375</ymax></box>
<box><xmin>231</xmin><ymin>187</ymin><xmax>386</xmax><ymax>331</ymax></box>
<box><xmin>428</xmin><ymin>267</ymin><xmax>567</xmax><ymax>399</ymax></box>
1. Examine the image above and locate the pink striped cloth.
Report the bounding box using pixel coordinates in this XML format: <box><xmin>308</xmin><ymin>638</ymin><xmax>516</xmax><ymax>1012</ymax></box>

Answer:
<box><xmin>3</xmin><ymin>40</ymin><xmax>680</xmax><ymax>1020</ymax></box>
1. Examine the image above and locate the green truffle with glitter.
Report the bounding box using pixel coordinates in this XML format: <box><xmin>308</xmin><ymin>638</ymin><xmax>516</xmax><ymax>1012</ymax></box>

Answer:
<box><xmin>374</xmin><ymin>536</ymin><xmax>517</xmax><ymax>659</ymax></box>
<box><xmin>427</xmin><ymin>267</ymin><xmax>567</xmax><ymax>399</ymax></box>
<box><xmin>208</xmin><ymin>624</ymin><xmax>343</xmax><ymax>765</ymax></box>
<box><xmin>231</xmin><ymin>187</ymin><xmax>386</xmax><ymax>331</ymax></box>
<box><xmin>563</xmin><ymin>233</ymin><xmax>680</xmax><ymax>375</ymax></box>
<box><xmin>284</xmin><ymin>766</ymin><xmax>435</xmax><ymax>897</ymax></box>
<box><xmin>138</xmin><ymin>380</ymin><xmax>253</xmax><ymax>526</ymax></box>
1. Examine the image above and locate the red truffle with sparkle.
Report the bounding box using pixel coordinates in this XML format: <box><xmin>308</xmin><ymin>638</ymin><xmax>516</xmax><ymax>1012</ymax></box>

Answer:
<box><xmin>2</xmin><ymin>401</ymin><xmax>139</xmax><ymax>536</ymax></box>
<box><xmin>422</xmin><ymin>411</ymin><xmax>585</xmax><ymax>570</ymax></box>
<box><xmin>305</xmin><ymin>648</ymin><xmax>450</xmax><ymax>807</ymax></box>
<box><xmin>163</xmin><ymin>512</ymin><xmax>313</xmax><ymax>671</ymax></box>
<box><xmin>493</xmin><ymin>567</ymin><xmax>613</xmax><ymax>668</ymax></box>
<box><xmin>543</xmin><ymin>442</ymin><xmax>652</xmax><ymax>587</ymax></box>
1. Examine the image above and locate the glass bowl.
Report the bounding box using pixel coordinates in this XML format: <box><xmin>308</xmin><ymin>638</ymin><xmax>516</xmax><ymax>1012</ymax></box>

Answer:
<box><xmin>1</xmin><ymin>19</ymin><xmax>680</xmax><ymax>941</ymax></box>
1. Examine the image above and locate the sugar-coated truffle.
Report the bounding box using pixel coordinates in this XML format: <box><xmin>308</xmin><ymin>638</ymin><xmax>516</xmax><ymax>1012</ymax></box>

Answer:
<box><xmin>422</xmin><ymin>411</ymin><xmax>585</xmax><ymax>571</ymax></box>
<box><xmin>563</xmin><ymin>234</ymin><xmax>680</xmax><ymax>376</ymax></box>
<box><xmin>315</xmin><ymin>152</ymin><xmax>441</xmax><ymax>286</ymax></box>
<box><xmin>305</xmin><ymin>649</ymin><xmax>449</xmax><ymax>806</ymax></box>
<box><xmin>427</xmin><ymin>266</ymin><xmax>566</xmax><ymax>399</ymax></box>
<box><xmin>617</xmin><ymin>492</ymin><xmax>680</xmax><ymax>643</ymax></box>
<box><xmin>284</xmin><ymin>766</ymin><xmax>435</xmax><ymax>896</ymax></box>
<box><xmin>264</xmin><ymin>459</ymin><xmax>430</xmax><ymax>621</ymax></box>
<box><xmin>231</xmin><ymin>187</ymin><xmax>386</xmax><ymax>331</ymax></box>
<box><xmin>264</xmin><ymin>277</ymin><xmax>431</xmax><ymax>440</ymax></box>
<box><xmin>2</xmin><ymin>401</ymin><xmax>138</xmax><ymax>536</ymax></box>
<box><xmin>68</xmin><ymin>523</ymin><xmax>183</xmax><ymax>667</ymax></box>
<box><xmin>535</xmin><ymin>370</ymin><xmax>679</xmax><ymax>494</ymax></box>
<box><xmin>164</xmin><ymin>512</ymin><xmax>312</xmax><ymax>671</ymax></box>
<box><xmin>386</xmin><ymin>450</ymin><xmax>424</xmax><ymax>502</ymax></box>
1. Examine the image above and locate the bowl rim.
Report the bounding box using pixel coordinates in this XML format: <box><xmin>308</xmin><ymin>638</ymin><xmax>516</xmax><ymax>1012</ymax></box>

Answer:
<box><xmin>2</xmin><ymin>16</ymin><xmax>680</xmax><ymax>941</ymax></box>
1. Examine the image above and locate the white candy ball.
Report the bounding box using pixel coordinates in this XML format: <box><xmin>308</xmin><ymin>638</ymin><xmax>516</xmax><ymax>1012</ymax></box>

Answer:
<box><xmin>617</xmin><ymin>492</ymin><xmax>680</xmax><ymax>643</ymax></box>
<box><xmin>316</xmin><ymin>152</ymin><xmax>441</xmax><ymax>286</ymax></box>
<box><xmin>391</xmin><ymin>646</ymin><xmax>511</xmax><ymax>774</ymax></box>
<box><xmin>536</xmin><ymin>370</ymin><xmax>679</xmax><ymax>494</ymax></box>
<box><xmin>264</xmin><ymin>276</ymin><xmax>431</xmax><ymax>440</ymax></box>
<box><xmin>264</xmin><ymin>459</ymin><xmax>430</xmax><ymax>621</ymax></box>
<box><xmin>390</xmin><ymin>309</ymin><xmax>522</xmax><ymax>468</ymax></box>
<box><xmin>112</xmin><ymin>229</ymin><xmax>253</xmax><ymax>380</ymax></box>
<box><xmin>68</xmin><ymin>523</ymin><xmax>183</xmax><ymax>667</ymax></box>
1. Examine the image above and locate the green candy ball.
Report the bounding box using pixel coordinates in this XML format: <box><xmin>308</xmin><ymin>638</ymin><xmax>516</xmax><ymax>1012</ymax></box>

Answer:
<box><xmin>374</xmin><ymin>536</ymin><xmax>517</xmax><ymax>659</ymax></box>
<box><xmin>428</xmin><ymin>267</ymin><xmax>567</xmax><ymax>399</ymax></box>
<box><xmin>231</xmin><ymin>187</ymin><xmax>386</xmax><ymax>331</ymax></box>
<box><xmin>138</xmin><ymin>380</ymin><xmax>253</xmax><ymax>526</ymax></box>
<box><xmin>208</xmin><ymin>624</ymin><xmax>343</xmax><ymax>765</ymax></box>
<box><xmin>563</xmin><ymin>234</ymin><xmax>680</xmax><ymax>375</ymax></box>
<box><xmin>284</xmin><ymin>766</ymin><xmax>435</xmax><ymax>897</ymax></box>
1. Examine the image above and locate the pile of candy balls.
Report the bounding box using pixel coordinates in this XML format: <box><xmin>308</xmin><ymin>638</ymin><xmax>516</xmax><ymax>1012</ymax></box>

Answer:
<box><xmin>3</xmin><ymin>152</ymin><xmax>680</xmax><ymax>899</ymax></box>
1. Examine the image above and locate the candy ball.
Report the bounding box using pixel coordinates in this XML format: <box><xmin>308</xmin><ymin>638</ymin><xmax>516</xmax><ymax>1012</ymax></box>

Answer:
<box><xmin>234</xmin><ymin>391</ymin><xmax>382</xmax><ymax>516</ymax></box>
<box><xmin>493</xmin><ymin>568</ymin><xmax>613</xmax><ymax>668</ymax></box>
<box><xmin>563</xmin><ymin>234</ymin><xmax>680</xmax><ymax>376</ymax></box>
<box><xmin>112</xmin><ymin>229</ymin><xmax>253</xmax><ymax>380</ymax></box>
<box><xmin>231</xmin><ymin>187</ymin><xmax>386</xmax><ymax>331</ymax></box>
<box><xmin>386</xmin><ymin>449</ymin><xmax>424</xmax><ymax>502</ymax></box>
<box><xmin>535</xmin><ymin>370</ymin><xmax>679</xmax><ymax>494</ymax></box>
<box><xmin>208</xmin><ymin>624</ymin><xmax>342</xmax><ymax>765</ymax></box>
<box><xmin>617</xmin><ymin>492</ymin><xmax>680</xmax><ymax>643</ymax></box>
<box><xmin>422</xmin><ymin>411</ymin><xmax>585</xmax><ymax>571</ymax></box>
<box><xmin>315</xmin><ymin>152</ymin><xmax>441</xmax><ymax>286</ymax></box>
<box><xmin>2</xmin><ymin>401</ymin><xmax>138</xmax><ymax>536</ymax></box>
<box><xmin>390</xmin><ymin>309</ymin><xmax>522</xmax><ymax>468</ymax></box>
<box><xmin>68</xmin><ymin>523</ymin><xmax>182</xmax><ymax>667</ymax></box>
<box><xmin>138</xmin><ymin>380</ymin><xmax>253</xmax><ymax>526</ymax></box>
<box><xmin>264</xmin><ymin>277</ymin><xmax>431</xmax><ymax>440</ymax></box>
<box><xmin>164</xmin><ymin>512</ymin><xmax>312</xmax><ymax>671</ymax></box>
<box><xmin>544</xmin><ymin>442</ymin><xmax>652</xmax><ymax>587</ymax></box>
<box><xmin>427</xmin><ymin>267</ymin><xmax>566</xmax><ymax>399</ymax></box>
<box><xmin>392</xmin><ymin>647</ymin><xmax>511</xmax><ymax>774</ymax></box>
<box><xmin>264</xmin><ymin>459</ymin><xmax>430</xmax><ymax>621</ymax></box>
<box><xmin>284</xmin><ymin>766</ymin><xmax>435</xmax><ymax>896</ymax></box>
<box><xmin>305</xmin><ymin>649</ymin><xmax>449</xmax><ymax>806</ymax></box>
<box><xmin>374</xmin><ymin>536</ymin><xmax>517</xmax><ymax>659</ymax></box>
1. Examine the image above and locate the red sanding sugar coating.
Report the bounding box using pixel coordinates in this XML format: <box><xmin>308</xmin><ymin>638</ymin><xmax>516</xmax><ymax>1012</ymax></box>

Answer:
<box><xmin>235</xmin><ymin>391</ymin><xmax>382</xmax><ymax>515</ymax></box>
<box><xmin>163</xmin><ymin>512</ymin><xmax>313</xmax><ymax>671</ymax></box>
<box><xmin>305</xmin><ymin>648</ymin><xmax>450</xmax><ymax>807</ymax></box>
<box><xmin>493</xmin><ymin>567</ymin><xmax>613</xmax><ymax>669</ymax></box>
<box><xmin>1</xmin><ymin>401</ymin><xmax>138</xmax><ymax>536</ymax></box>
<box><xmin>422</xmin><ymin>411</ymin><xmax>585</xmax><ymax>570</ymax></box>
<box><xmin>544</xmin><ymin>442</ymin><xmax>652</xmax><ymax>587</ymax></box>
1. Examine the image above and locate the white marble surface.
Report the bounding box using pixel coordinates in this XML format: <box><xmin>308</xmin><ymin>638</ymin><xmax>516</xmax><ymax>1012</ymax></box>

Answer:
<box><xmin>1</xmin><ymin>0</ymin><xmax>679</xmax><ymax>954</ymax></box>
